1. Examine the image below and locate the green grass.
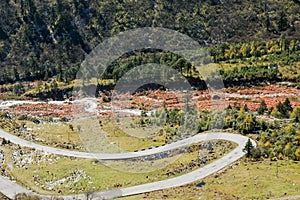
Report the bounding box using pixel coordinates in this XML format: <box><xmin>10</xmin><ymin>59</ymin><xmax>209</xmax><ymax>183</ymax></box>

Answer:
<box><xmin>3</xmin><ymin>116</ymin><xmax>165</xmax><ymax>153</ymax></box>
<box><xmin>120</xmin><ymin>159</ymin><xmax>300</xmax><ymax>200</ymax></box>
<box><xmin>11</xmin><ymin>151</ymin><xmax>195</xmax><ymax>195</ymax></box>
<box><xmin>1</xmin><ymin>140</ymin><xmax>235</xmax><ymax>195</ymax></box>
<box><xmin>13</xmin><ymin>120</ymin><xmax>85</xmax><ymax>151</ymax></box>
<box><xmin>115</xmin><ymin>116</ymin><xmax>162</xmax><ymax>138</ymax></box>
<box><xmin>100</xmin><ymin>119</ymin><xmax>166</xmax><ymax>152</ymax></box>
<box><xmin>27</xmin><ymin>121</ymin><xmax>80</xmax><ymax>142</ymax></box>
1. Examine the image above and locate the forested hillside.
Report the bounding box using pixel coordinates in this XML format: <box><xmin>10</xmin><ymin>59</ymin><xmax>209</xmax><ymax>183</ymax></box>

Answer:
<box><xmin>0</xmin><ymin>0</ymin><xmax>300</xmax><ymax>84</ymax></box>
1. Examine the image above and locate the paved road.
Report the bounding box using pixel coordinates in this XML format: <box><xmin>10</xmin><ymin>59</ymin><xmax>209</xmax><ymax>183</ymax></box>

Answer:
<box><xmin>271</xmin><ymin>195</ymin><xmax>300</xmax><ymax>200</ymax></box>
<box><xmin>0</xmin><ymin>129</ymin><xmax>251</xmax><ymax>160</ymax></box>
<box><xmin>0</xmin><ymin>129</ymin><xmax>256</xmax><ymax>199</ymax></box>
<box><xmin>0</xmin><ymin>176</ymin><xmax>34</xmax><ymax>199</ymax></box>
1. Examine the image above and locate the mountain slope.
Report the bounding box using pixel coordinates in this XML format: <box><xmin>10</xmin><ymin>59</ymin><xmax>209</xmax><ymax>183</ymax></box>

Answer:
<box><xmin>0</xmin><ymin>0</ymin><xmax>299</xmax><ymax>83</ymax></box>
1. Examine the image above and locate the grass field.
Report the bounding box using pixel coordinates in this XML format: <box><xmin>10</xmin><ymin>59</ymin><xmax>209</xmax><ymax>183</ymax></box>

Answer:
<box><xmin>101</xmin><ymin>118</ymin><xmax>166</xmax><ymax>152</ymax></box>
<box><xmin>3</xmin><ymin>117</ymin><xmax>164</xmax><ymax>153</ymax></box>
<box><xmin>120</xmin><ymin>159</ymin><xmax>300</xmax><ymax>200</ymax></box>
<box><xmin>0</xmin><ymin>140</ymin><xmax>234</xmax><ymax>196</ymax></box>
<box><xmin>25</xmin><ymin>121</ymin><xmax>84</xmax><ymax>149</ymax></box>
<box><xmin>1</xmin><ymin>120</ymin><xmax>86</xmax><ymax>151</ymax></box>
<box><xmin>12</xmin><ymin>117</ymin><xmax>167</xmax><ymax>153</ymax></box>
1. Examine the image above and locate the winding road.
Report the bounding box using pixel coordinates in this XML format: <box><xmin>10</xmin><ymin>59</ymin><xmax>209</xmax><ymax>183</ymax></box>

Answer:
<box><xmin>0</xmin><ymin>129</ymin><xmax>256</xmax><ymax>200</ymax></box>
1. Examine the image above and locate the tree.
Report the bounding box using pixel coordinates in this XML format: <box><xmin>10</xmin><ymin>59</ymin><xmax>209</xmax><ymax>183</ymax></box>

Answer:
<box><xmin>277</xmin><ymin>11</ymin><xmax>288</xmax><ymax>32</ymax></box>
<box><xmin>265</xmin><ymin>14</ymin><xmax>271</xmax><ymax>31</ymax></box>
<box><xmin>271</xmin><ymin>107</ymin><xmax>281</xmax><ymax>118</ymax></box>
<box><xmin>295</xmin><ymin>147</ymin><xmax>300</xmax><ymax>161</ymax></box>
<box><xmin>283</xmin><ymin>98</ymin><xmax>292</xmax><ymax>112</ymax></box>
<box><xmin>237</xmin><ymin>107</ymin><xmax>246</xmax><ymax>121</ymax></box>
<box><xmin>13</xmin><ymin>67</ymin><xmax>20</xmax><ymax>81</ymax></box>
<box><xmin>279</xmin><ymin>34</ymin><xmax>287</xmax><ymax>52</ymax></box>
<box><xmin>240</xmin><ymin>43</ymin><xmax>251</xmax><ymax>58</ymax></box>
<box><xmin>243</xmin><ymin>139</ymin><xmax>254</xmax><ymax>158</ymax></box>
<box><xmin>50</xmin><ymin>80</ymin><xmax>58</xmax><ymax>95</ymax></box>
<box><xmin>285</xmin><ymin>124</ymin><xmax>296</xmax><ymax>136</ymax></box>
<box><xmin>243</xmin><ymin>114</ymin><xmax>256</xmax><ymax>133</ymax></box>
<box><xmin>276</xmin><ymin>101</ymin><xmax>289</xmax><ymax>118</ymax></box>
<box><xmin>289</xmin><ymin>40</ymin><xmax>296</xmax><ymax>52</ymax></box>
<box><xmin>172</xmin><ymin>58</ymin><xmax>186</xmax><ymax>74</ymax></box>
<box><xmin>69</xmin><ymin>124</ymin><xmax>74</xmax><ymax>131</ymax></box>
<box><xmin>209</xmin><ymin>47</ymin><xmax>218</xmax><ymax>62</ymax></box>
<box><xmin>257</xmin><ymin>100</ymin><xmax>267</xmax><ymax>115</ymax></box>
<box><xmin>13</xmin><ymin>82</ymin><xmax>24</xmax><ymax>95</ymax></box>
<box><xmin>290</xmin><ymin>106</ymin><xmax>300</xmax><ymax>122</ymax></box>
<box><xmin>243</xmin><ymin>104</ymin><xmax>249</xmax><ymax>112</ymax></box>
<box><xmin>37</xmin><ymin>80</ymin><xmax>42</xmax><ymax>93</ymax></box>
<box><xmin>250</xmin><ymin>41</ymin><xmax>260</xmax><ymax>58</ymax></box>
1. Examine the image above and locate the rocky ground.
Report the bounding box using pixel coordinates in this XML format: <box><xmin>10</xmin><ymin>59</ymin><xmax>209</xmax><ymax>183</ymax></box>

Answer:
<box><xmin>0</xmin><ymin>85</ymin><xmax>299</xmax><ymax>119</ymax></box>
<box><xmin>0</xmin><ymin>142</ymin><xmax>92</xmax><ymax>194</ymax></box>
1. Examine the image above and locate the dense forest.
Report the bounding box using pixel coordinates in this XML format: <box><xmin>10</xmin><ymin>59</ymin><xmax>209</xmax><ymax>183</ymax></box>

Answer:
<box><xmin>0</xmin><ymin>0</ymin><xmax>300</xmax><ymax>86</ymax></box>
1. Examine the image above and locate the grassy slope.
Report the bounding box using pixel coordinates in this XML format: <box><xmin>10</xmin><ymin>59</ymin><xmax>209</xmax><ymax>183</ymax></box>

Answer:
<box><xmin>0</xmin><ymin>140</ymin><xmax>234</xmax><ymax>195</ymax></box>
<box><xmin>0</xmin><ymin>0</ymin><xmax>300</xmax><ymax>83</ymax></box>
<box><xmin>121</xmin><ymin>159</ymin><xmax>300</xmax><ymax>200</ymax></box>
